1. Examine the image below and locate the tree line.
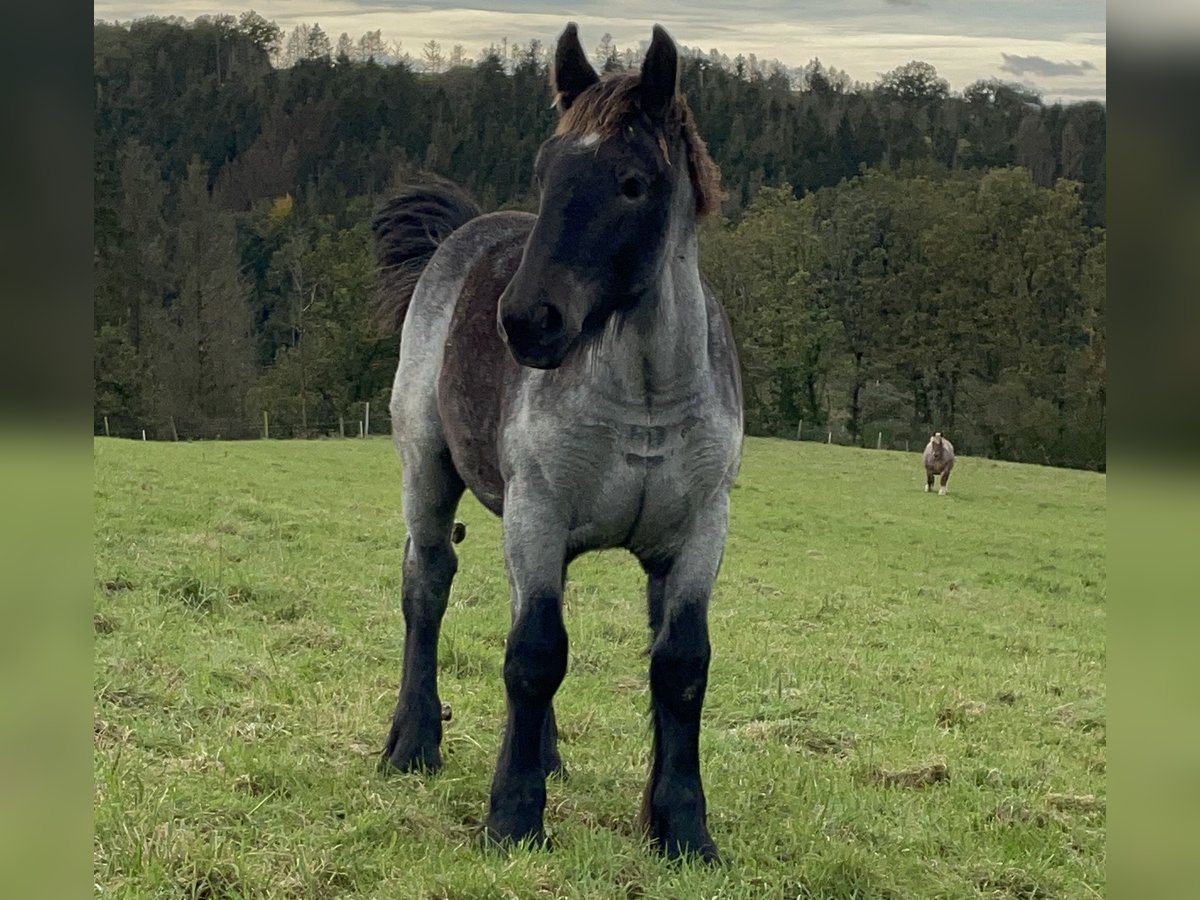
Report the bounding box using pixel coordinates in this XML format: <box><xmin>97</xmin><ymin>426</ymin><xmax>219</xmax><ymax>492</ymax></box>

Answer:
<box><xmin>93</xmin><ymin>13</ymin><xmax>1106</xmax><ymax>469</ymax></box>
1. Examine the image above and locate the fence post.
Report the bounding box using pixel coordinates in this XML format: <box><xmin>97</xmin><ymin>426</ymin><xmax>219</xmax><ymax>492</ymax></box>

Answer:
<box><xmin>797</xmin><ymin>419</ymin><xmax>803</xmax><ymax>441</ymax></box>
<box><xmin>906</xmin><ymin>439</ymin><xmax>910</xmax><ymax>452</ymax></box>
<box><xmin>263</xmin><ymin>411</ymin><xmax>269</xmax><ymax>440</ymax></box>
<box><xmin>103</xmin><ymin>416</ymin><xmax>110</xmax><ymax>437</ymax></box>
<box><xmin>365</xmin><ymin>401</ymin><xmax>370</xmax><ymax>436</ymax></box>
<box><xmin>827</xmin><ymin>431</ymin><xmax>832</xmax><ymax>444</ymax></box>
<box><xmin>359</xmin><ymin>420</ymin><xmax>364</xmax><ymax>437</ymax></box>
<box><xmin>339</xmin><ymin>414</ymin><xmax>345</xmax><ymax>438</ymax></box>
<box><xmin>877</xmin><ymin>431</ymin><xmax>882</xmax><ymax>450</ymax></box>
<box><xmin>170</xmin><ymin>416</ymin><xmax>179</xmax><ymax>442</ymax></box>
<box><xmin>141</xmin><ymin>429</ymin><xmax>146</xmax><ymax>441</ymax></box>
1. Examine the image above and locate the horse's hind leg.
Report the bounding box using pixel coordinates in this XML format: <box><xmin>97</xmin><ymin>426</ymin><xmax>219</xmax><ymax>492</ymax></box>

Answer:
<box><xmin>381</xmin><ymin>444</ymin><xmax>464</xmax><ymax>773</ymax></box>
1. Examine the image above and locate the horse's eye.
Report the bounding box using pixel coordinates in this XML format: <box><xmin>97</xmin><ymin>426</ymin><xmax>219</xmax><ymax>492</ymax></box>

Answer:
<box><xmin>619</xmin><ymin>177</ymin><xmax>645</xmax><ymax>201</ymax></box>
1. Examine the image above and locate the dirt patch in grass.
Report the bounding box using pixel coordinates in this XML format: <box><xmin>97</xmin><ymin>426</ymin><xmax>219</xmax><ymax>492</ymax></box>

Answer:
<box><xmin>1045</xmin><ymin>793</ymin><xmax>1104</xmax><ymax>815</ymax></box>
<box><xmin>233</xmin><ymin>770</ymin><xmax>291</xmax><ymax>798</ymax></box>
<box><xmin>156</xmin><ymin>570</ymin><xmax>282</xmax><ymax>615</ymax></box>
<box><xmin>992</xmin><ymin>801</ymin><xmax>1051</xmax><ymax>827</ymax></box>
<box><xmin>94</xmin><ymin>613</ymin><xmax>118</xmax><ymax>634</ymax></box>
<box><xmin>937</xmin><ymin>699</ymin><xmax>986</xmax><ymax>729</ymax></box>
<box><xmin>175</xmin><ymin>864</ymin><xmax>246</xmax><ymax>900</ymax></box>
<box><xmin>96</xmin><ymin>685</ymin><xmax>161</xmax><ymax>710</ymax></box>
<box><xmin>101</xmin><ymin>576</ymin><xmax>135</xmax><ymax>593</ymax></box>
<box><xmin>737</xmin><ymin>717</ymin><xmax>856</xmax><ymax>756</ymax></box>
<box><xmin>802</xmin><ymin>731</ymin><xmax>858</xmax><ymax>755</ymax></box>
<box><xmin>94</xmin><ymin>718</ymin><xmax>133</xmax><ymax>749</ymax></box>
<box><xmin>866</xmin><ymin>762</ymin><xmax>949</xmax><ymax>789</ymax></box>
<box><xmin>975</xmin><ymin>867</ymin><xmax>1052</xmax><ymax>899</ymax></box>
<box><xmin>276</xmin><ymin>625</ymin><xmax>344</xmax><ymax>654</ymax></box>
<box><xmin>1053</xmin><ymin>698</ymin><xmax>1106</xmax><ymax>739</ymax></box>
<box><xmin>158</xmin><ymin>572</ymin><xmax>224</xmax><ymax>612</ymax></box>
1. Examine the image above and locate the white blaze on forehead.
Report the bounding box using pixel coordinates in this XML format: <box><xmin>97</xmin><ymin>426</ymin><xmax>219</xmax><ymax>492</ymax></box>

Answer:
<box><xmin>575</xmin><ymin>132</ymin><xmax>602</xmax><ymax>149</ymax></box>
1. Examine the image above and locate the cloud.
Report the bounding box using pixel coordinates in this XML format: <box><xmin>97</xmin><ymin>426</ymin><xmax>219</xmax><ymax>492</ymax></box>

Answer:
<box><xmin>92</xmin><ymin>1</ymin><xmax>1106</xmax><ymax>100</ymax></box>
<box><xmin>999</xmin><ymin>53</ymin><xmax>1097</xmax><ymax>77</ymax></box>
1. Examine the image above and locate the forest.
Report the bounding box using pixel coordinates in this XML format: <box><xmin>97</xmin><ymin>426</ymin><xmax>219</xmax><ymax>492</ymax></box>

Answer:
<box><xmin>93</xmin><ymin>12</ymin><xmax>1106</xmax><ymax>470</ymax></box>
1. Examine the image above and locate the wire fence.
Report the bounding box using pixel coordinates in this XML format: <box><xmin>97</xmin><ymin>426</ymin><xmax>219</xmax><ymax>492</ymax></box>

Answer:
<box><xmin>95</xmin><ymin>408</ymin><xmax>932</xmax><ymax>454</ymax></box>
<box><xmin>784</xmin><ymin>419</ymin><xmax>920</xmax><ymax>453</ymax></box>
<box><xmin>94</xmin><ymin>403</ymin><xmax>393</xmax><ymax>442</ymax></box>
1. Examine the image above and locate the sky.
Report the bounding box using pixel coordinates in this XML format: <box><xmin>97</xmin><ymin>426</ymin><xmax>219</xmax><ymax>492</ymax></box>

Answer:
<box><xmin>93</xmin><ymin>1</ymin><xmax>1107</xmax><ymax>103</ymax></box>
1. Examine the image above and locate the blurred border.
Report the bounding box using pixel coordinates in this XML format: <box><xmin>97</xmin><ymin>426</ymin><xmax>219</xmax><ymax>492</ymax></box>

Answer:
<box><xmin>0</xmin><ymin>0</ymin><xmax>93</xmax><ymax>896</ymax></box>
<box><xmin>1109</xmin><ymin>8</ymin><xmax>1200</xmax><ymax>897</ymax></box>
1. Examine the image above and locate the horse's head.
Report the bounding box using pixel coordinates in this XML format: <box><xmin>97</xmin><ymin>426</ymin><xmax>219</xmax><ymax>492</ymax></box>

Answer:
<box><xmin>930</xmin><ymin>432</ymin><xmax>945</xmax><ymax>457</ymax></box>
<box><xmin>498</xmin><ymin>23</ymin><xmax>720</xmax><ymax>369</ymax></box>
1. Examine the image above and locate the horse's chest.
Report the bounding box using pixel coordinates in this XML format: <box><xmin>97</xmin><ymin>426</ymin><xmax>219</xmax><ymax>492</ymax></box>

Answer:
<box><xmin>926</xmin><ymin>452</ymin><xmax>952</xmax><ymax>474</ymax></box>
<box><xmin>514</xmin><ymin>409</ymin><xmax>737</xmax><ymax>552</ymax></box>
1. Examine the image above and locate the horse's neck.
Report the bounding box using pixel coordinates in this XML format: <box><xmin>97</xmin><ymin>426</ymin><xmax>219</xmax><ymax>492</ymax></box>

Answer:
<box><xmin>589</xmin><ymin>196</ymin><xmax>709</xmax><ymax>404</ymax></box>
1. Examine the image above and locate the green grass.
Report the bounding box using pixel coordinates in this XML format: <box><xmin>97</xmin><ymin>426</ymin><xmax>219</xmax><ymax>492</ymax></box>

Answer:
<box><xmin>94</xmin><ymin>437</ymin><xmax>1105</xmax><ymax>899</ymax></box>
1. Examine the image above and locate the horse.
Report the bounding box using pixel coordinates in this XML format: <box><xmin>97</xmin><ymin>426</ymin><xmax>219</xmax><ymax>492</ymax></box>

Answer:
<box><xmin>923</xmin><ymin>432</ymin><xmax>955</xmax><ymax>495</ymax></box>
<box><xmin>370</xmin><ymin>23</ymin><xmax>743</xmax><ymax>862</ymax></box>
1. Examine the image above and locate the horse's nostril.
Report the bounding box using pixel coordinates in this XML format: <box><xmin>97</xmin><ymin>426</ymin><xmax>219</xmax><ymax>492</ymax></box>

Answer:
<box><xmin>535</xmin><ymin>303</ymin><xmax>564</xmax><ymax>339</ymax></box>
<box><xmin>501</xmin><ymin>303</ymin><xmax>566</xmax><ymax>358</ymax></box>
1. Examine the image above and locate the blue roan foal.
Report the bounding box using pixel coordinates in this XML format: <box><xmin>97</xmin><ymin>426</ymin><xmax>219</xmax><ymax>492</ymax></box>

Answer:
<box><xmin>372</xmin><ymin>23</ymin><xmax>743</xmax><ymax>861</ymax></box>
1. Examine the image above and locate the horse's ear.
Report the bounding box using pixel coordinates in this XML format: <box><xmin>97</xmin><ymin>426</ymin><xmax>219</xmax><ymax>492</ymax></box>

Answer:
<box><xmin>640</xmin><ymin>25</ymin><xmax>679</xmax><ymax>120</ymax></box>
<box><xmin>553</xmin><ymin>23</ymin><xmax>599</xmax><ymax>112</ymax></box>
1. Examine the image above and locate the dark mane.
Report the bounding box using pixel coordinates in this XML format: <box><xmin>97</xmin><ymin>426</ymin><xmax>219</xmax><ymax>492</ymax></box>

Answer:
<box><xmin>556</xmin><ymin>73</ymin><xmax>724</xmax><ymax>217</ymax></box>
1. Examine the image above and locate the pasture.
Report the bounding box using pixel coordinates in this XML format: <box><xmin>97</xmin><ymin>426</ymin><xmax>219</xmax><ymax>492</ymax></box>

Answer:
<box><xmin>93</xmin><ymin>437</ymin><xmax>1105</xmax><ymax>898</ymax></box>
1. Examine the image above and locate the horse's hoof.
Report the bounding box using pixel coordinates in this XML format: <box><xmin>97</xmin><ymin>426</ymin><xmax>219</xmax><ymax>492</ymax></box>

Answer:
<box><xmin>451</xmin><ymin>522</ymin><xmax>467</xmax><ymax>543</ymax></box>
<box><xmin>441</xmin><ymin>702</ymin><xmax>453</xmax><ymax>721</ymax></box>
<box><xmin>377</xmin><ymin>751</ymin><xmax>442</xmax><ymax>775</ymax></box>
<box><xmin>481</xmin><ymin>821</ymin><xmax>548</xmax><ymax>852</ymax></box>
<box><xmin>378</xmin><ymin>738</ymin><xmax>442</xmax><ymax>775</ymax></box>
<box><xmin>939</xmin><ymin>488</ymin><xmax>948</xmax><ymax>496</ymax></box>
<box><xmin>655</xmin><ymin>833</ymin><xmax>721</xmax><ymax>864</ymax></box>
<box><xmin>644</xmin><ymin>809</ymin><xmax>720</xmax><ymax>864</ymax></box>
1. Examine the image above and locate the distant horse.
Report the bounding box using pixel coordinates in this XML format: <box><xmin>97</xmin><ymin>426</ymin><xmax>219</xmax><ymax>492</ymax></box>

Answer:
<box><xmin>371</xmin><ymin>23</ymin><xmax>742</xmax><ymax>861</ymax></box>
<box><xmin>923</xmin><ymin>432</ymin><xmax>955</xmax><ymax>494</ymax></box>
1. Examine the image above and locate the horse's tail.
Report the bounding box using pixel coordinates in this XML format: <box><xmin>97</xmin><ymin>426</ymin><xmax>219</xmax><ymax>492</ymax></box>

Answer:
<box><xmin>372</xmin><ymin>180</ymin><xmax>481</xmax><ymax>333</ymax></box>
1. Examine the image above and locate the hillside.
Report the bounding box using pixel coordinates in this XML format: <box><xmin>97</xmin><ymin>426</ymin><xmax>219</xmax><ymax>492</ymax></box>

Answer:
<box><xmin>94</xmin><ymin>436</ymin><xmax>1106</xmax><ymax>897</ymax></box>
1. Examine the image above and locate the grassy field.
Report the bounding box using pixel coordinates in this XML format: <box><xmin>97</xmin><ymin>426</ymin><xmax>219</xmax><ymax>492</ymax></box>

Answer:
<box><xmin>93</xmin><ymin>436</ymin><xmax>1105</xmax><ymax>899</ymax></box>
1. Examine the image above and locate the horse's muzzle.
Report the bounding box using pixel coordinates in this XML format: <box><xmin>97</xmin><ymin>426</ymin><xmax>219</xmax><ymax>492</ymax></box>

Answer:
<box><xmin>499</xmin><ymin>302</ymin><xmax>573</xmax><ymax>369</ymax></box>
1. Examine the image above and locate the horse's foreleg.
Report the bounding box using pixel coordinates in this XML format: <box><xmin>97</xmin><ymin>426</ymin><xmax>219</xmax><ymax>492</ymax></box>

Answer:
<box><xmin>638</xmin><ymin>499</ymin><xmax>727</xmax><ymax>863</ymax></box>
<box><xmin>485</xmin><ymin>499</ymin><xmax>568</xmax><ymax>847</ymax></box>
<box><xmin>382</xmin><ymin>447</ymin><xmax>464</xmax><ymax>773</ymax></box>
<box><xmin>926</xmin><ymin>470</ymin><xmax>935</xmax><ymax>492</ymax></box>
<box><xmin>540</xmin><ymin>702</ymin><xmax>565</xmax><ymax>779</ymax></box>
<box><xmin>939</xmin><ymin>469</ymin><xmax>951</xmax><ymax>495</ymax></box>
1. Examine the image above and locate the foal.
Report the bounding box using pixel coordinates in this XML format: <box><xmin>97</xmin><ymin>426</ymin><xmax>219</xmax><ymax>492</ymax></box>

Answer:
<box><xmin>373</xmin><ymin>24</ymin><xmax>742</xmax><ymax>861</ymax></box>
